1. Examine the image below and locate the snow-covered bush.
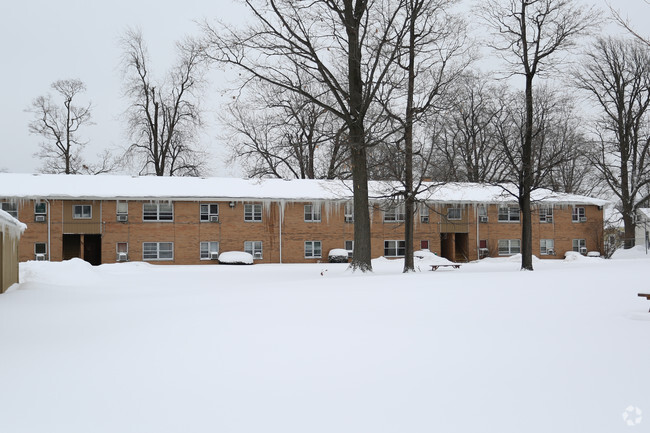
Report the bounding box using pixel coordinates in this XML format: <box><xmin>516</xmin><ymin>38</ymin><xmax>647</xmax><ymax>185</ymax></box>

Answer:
<box><xmin>218</xmin><ymin>251</ymin><xmax>254</xmax><ymax>265</ymax></box>
<box><xmin>328</xmin><ymin>248</ymin><xmax>349</xmax><ymax>263</ymax></box>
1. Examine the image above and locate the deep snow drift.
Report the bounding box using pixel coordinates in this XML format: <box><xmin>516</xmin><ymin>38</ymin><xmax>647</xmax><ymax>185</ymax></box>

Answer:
<box><xmin>0</xmin><ymin>252</ymin><xmax>649</xmax><ymax>433</ymax></box>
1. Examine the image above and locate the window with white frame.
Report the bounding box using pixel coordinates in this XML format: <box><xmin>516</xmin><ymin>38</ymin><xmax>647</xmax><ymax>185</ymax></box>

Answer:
<box><xmin>384</xmin><ymin>204</ymin><xmax>405</xmax><ymax>222</ymax></box>
<box><xmin>116</xmin><ymin>201</ymin><xmax>128</xmax><ymax>215</ymax></box>
<box><xmin>304</xmin><ymin>241</ymin><xmax>322</xmax><ymax>258</ymax></box>
<box><xmin>344</xmin><ymin>202</ymin><xmax>354</xmax><ymax>223</ymax></box>
<box><xmin>572</xmin><ymin>239</ymin><xmax>587</xmax><ymax>254</ymax></box>
<box><xmin>143</xmin><ymin>242</ymin><xmax>174</xmax><ymax>260</ymax></box>
<box><xmin>384</xmin><ymin>240</ymin><xmax>406</xmax><ymax>257</ymax></box>
<box><xmin>34</xmin><ymin>242</ymin><xmax>47</xmax><ymax>260</ymax></box>
<box><xmin>200</xmin><ymin>204</ymin><xmax>219</xmax><ymax>222</ymax></box>
<box><xmin>572</xmin><ymin>207</ymin><xmax>586</xmax><ymax>222</ymax></box>
<box><xmin>345</xmin><ymin>240</ymin><xmax>354</xmax><ymax>258</ymax></box>
<box><xmin>447</xmin><ymin>207</ymin><xmax>462</xmax><ymax>220</ymax></box>
<box><xmin>34</xmin><ymin>202</ymin><xmax>47</xmax><ymax>217</ymax></box>
<box><xmin>200</xmin><ymin>241</ymin><xmax>220</xmax><ymax>259</ymax></box>
<box><xmin>540</xmin><ymin>239</ymin><xmax>555</xmax><ymax>255</ymax></box>
<box><xmin>420</xmin><ymin>205</ymin><xmax>430</xmax><ymax>223</ymax></box>
<box><xmin>539</xmin><ymin>206</ymin><xmax>553</xmax><ymax>223</ymax></box>
<box><xmin>498</xmin><ymin>239</ymin><xmax>520</xmax><ymax>255</ymax></box>
<box><xmin>244</xmin><ymin>203</ymin><xmax>263</xmax><ymax>222</ymax></box>
<box><xmin>116</xmin><ymin>242</ymin><xmax>128</xmax><ymax>261</ymax></box>
<box><xmin>143</xmin><ymin>203</ymin><xmax>173</xmax><ymax>221</ymax></box>
<box><xmin>304</xmin><ymin>204</ymin><xmax>321</xmax><ymax>222</ymax></box>
<box><xmin>1</xmin><ymin>202</ymin><xmax>17</xmax><ymax>218</ymax></box>
<box><xmin>244</xmin><ymin>241</ymin><xmax>263</xmax><ymax>259</ymax></box>
<box><xmin>73</xmin><ymin>204</ymin><xmax>92</xmax><ymax>219</ymax></box>
<box><xmin>498</xmin><ymin>206</ymin><xmax>520</xmax><ymax>222</ymax></box>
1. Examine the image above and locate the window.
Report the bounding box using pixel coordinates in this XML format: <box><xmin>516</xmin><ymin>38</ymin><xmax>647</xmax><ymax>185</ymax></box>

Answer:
<box><xmin>143</xmin><ymin>242</ymin><xmax>174</xmax><ymax>260</ymax></box>
<box><xmin>539</xmin><ymin>206</ymin><xmax>553</xmax><ymax>223</ymax></box>
<box><xmin>200</xmin><ymin>204</ymin><xmax>219</xmax><ymax>222</ymax></box>
<box><xmin>384</xmin><ymin>204</ymin><xmax>405</xmax><ymax>222</ymax></box>
<box><xmin>479</xmin><ymin>240</ymin><xmax>487</xmax><ymax>249</ymax></box>
<box><xmin>344</xmin><ymin>202</ymin><xmax>354</xmax><ymax>223</ymax></box>
<box><xmin>420</xmin><ymin>205</ymin><xmax>430</xmax><ymax>223</ymax></box>
<box><xmin>498</xmin><ymin>206</ymin><xmax>520</xmax><ymax>222</ymax></box>
<box><xmin>479</xmin><ymin>239</ymin><xmax>489</xmax><ymax>258</ymax></box>
<box><xmin>304</xmin><ymin>204</ymin><xmax>321</xmax><ymax>222</ymax></box>
<box><xmin>116</xmin><ymin>201</ymin><xmax>128</xmax><ymax>215</ymax></box>
<box><xmin>345</xmin><ymin>240</ymin><xmax>354</xmax><ymax>258</ymax></box>
<box><xmin>1</xmin><ymin>202</ymin><xmax>17</xmax><ymax>218</ymax></box>
<box><xmin>305</xmin><ymin>241</ymin><xmax>322</xmax><ymax>258</ymax></box>
<box><xmin>34</xmin><ymin>243</ymin><xmax>47</xmax><ymax>260</ymax></box>
<box><xmin>244</xmin><ymin>203</ymin><xmax>263</xmax><ymax>222</ymax></box>
<box><xmin>572</xmin><ymin>239</ymin><xmax>587</xmax><ymax>254</ymax></box>
<box><xmin>540</xmin><ymin>239</ymin><xmax>555</xmax><ymax>255</ymax></box>
<box><xmin>447</xmin><ymin>207</ymin><xmax>461</xmax><ymax>220</ymax></box>
<box><xmin>143</xmin><ymin>203</ymin><xmax>173</xmax><ymax>221</ymax></box>
<box><xmin>498</xmin><ymin>239</ymin><xmax>520</xmax><ymax>255</ymax></box>
<box><xmin>34</xmin><ymin>202</ymin><xmax>47</xmax><ymax>215</ymax></box>
<box><xmin>420</xmin><ymin>240</ymin><xmax>429</xmax><ymax>250</ymax></box>
<box><xmin>572</xmin><ymin>207</ymin><xmax>586</xmax><ymax>222</ymax></box>
<box><xmin>384</xmin><ymin>240</ymin><xmax>406</xmax><ymax>257</ymax></box>
<box><xmin>200</xmin><ymin>241</ymin><xmax>220</xmax><ymax>259</ymax></box>
<box><xmin>116</xmin><ymin>242</ymin><xmax>128</xmax><ymax>261</ymax></box>
<box><xmin>244</xmin><ymin>241</ymin><xmax>263</xmax><ymax>259</ymax></box>
<box><xmin>73</xmin><ymin>205</ymin><xmax>92</xmax><ymax>219</ymax></box>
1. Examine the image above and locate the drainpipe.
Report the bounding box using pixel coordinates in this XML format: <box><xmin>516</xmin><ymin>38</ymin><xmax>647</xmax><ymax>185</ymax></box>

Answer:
<box><xmin>45</xmin><ymin>199</ymin><xmax>51</xmax><ymax>260</ymax></box>
<box><xmin>278</xmin><ymin>201</ymin><xmax>282</xmax><ymax>263</ymax></box>
<box><xmin>476</xmin><ymin>205</ymin><xmax>480</xmax><ymax>261</ymax></box>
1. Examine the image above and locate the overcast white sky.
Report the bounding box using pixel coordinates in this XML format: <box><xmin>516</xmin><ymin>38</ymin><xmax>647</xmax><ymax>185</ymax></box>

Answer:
<box><xmin>1</xmin><ymin>0</ymin><xmax>648</xmax><ymax>175</ymax></box>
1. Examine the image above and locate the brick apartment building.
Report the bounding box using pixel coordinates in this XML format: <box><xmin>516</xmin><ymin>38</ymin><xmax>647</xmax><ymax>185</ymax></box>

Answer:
<box><xmin>0</xmin><ymin>173</ymin><xmax>608</xmax><ymax>265</ymax></box>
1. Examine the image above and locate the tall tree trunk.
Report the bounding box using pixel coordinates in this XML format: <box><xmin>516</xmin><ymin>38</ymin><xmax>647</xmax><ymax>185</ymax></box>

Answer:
<box><xmin>403</xmin><ymin>4</ymin><xmax>417</xmax><ymax>273</ymax></box>
<box><xmin>521</xmin><ymin>75</ymin><xmax>534</xmax><ymax>271</ymax></box>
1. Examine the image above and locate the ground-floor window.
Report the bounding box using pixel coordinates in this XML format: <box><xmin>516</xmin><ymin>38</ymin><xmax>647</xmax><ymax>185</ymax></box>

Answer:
<box><xmin>200</xmin><ymin>241</ymin><xmax>220</xmax><ymax>260</ymax></box>
<box><xmin>498</xmin><ymin>239</ymin><xmax>520</xmax><ymax>255</ymax></box>
<box><xmin>345</xmin><ymin>240</ymin><xmax>354</xmax><ymax>258</ymax></box>
<box><xmin>143</xmin><ymin>242</ymin><xmax>173</xmax><ymax>261</ymax></box>
<box><xmin>244</xmin><ymin>241</ymin><xmax>263</xmax><ymax>259</ymax></box>
<box><xmin>116</xmin><ymin>242</ymin><xmax>128</xmax><ymax>261</ymax></box>
<box><xmin>305</xmin><ymin>241</ymin><xmax>322</xmax><ymax>258</ymax></box>
<box><xmin>34</xmin><ymin>242</ymin><xmax>47</xmax><ymax>260</ymax></box>
<box><xmin>572</xmin><ymin>239</ymin><xmax>586</xmax><ymax>254</ymax></box>
<box><xmin>384</xmin><ymin>240</ymin><xmax>406</xmax><ymax>257</ymax></box>
<box><xmin>420</xmin><ymin>240</ymin><xmax>429</xmax><ymax>250</ymax></box>
<box><xmin>540</xmin><ymin>239</ymin><xmax>555</xmax><ymax>256</ymax></box>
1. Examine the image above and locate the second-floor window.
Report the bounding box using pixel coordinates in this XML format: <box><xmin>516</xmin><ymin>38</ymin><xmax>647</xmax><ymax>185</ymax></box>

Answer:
<box><xmin>539</xmin><ymin>206</ymin><xmax>553</xmax><ymax>223</ymax></box>
<box><xmin>116</xmin><ymin>201</ymin><xmax>128</xmax><ymax>215</ymax></box>
<box><xmin>143</xmin><ymin>203</ymin><xmax>173</xmax><ymax>221</ymax></box>
<box><xmin>572</xmin><ymin>207</ymin><xmax>586</xmax><ymax>222</ymax></box>
<box><xmin>200</xmin><ymin>204</ymin><xmax>219</xmax><ymax>222</ymax></box>
<box><xmin>73</xmin><ymin>205</ymin><xmax>92</xmax><ymax>219</ymax></box>
<box><xmin>304</xmin><ymin>204</ymin><xmax>321</xmax><ymax>222</ymax></box>
<box><xmin>447</xmin><ymin>207</ymin><xmax>461</xmax><ymax>220</ymax></box>
<box><xmin>384</xmin><ymin>204</ymin><xmax>405</xmax><ymax>222</ymax></box>
<box><xmin>498</xmin><ymin>206</ymin><xmax>520</xmax><ymax>222</ymax></box>
<box><xmin>244</xmin><ymin>204</ymin><xmax>262</xmax><ymax>222</ymax></box>
<box><xmin>1</xmin><ymin>202</ymin><xmax>17</xmax><ymax>218</ymax></box>
<box><xmin>344</xmin><ymin>202</ymin><xmax>354</xmax><ymax>223</ymax></box>
<box><xmin>420</xmin><ymin>205</ymin><xmax>430</xmax><ymax>223</ymax></box>
<box><xmin>34</xmin><ymin>202</ymin><xmax>47</xmax><ymax>221</ymax></box>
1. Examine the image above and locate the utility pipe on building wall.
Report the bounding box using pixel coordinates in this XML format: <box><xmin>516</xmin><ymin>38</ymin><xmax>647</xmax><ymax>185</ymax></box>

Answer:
<box><xmin>278</xmin><ymin>201</ymin><xmax>282</xmax><ymax>263</ymax></box>
<box><xmin>45</xmin><ymin>199</ymin><xmax>51</xmax><ymax>261</ymax></box>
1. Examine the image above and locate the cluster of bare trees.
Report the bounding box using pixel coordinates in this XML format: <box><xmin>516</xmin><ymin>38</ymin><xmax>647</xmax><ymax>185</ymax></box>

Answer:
<box><xmin>24</xmin><ymin>0</ymin><xmax>650</xmax><ymax>269</ymax></box>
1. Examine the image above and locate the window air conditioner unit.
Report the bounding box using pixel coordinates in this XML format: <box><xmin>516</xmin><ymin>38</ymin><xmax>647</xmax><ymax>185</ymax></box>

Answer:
<box><xmin>210</xmin><ymin>251</ymin><xmax>219</xmax><ymax>260</ymax></box>
<box><xmin>210</xmin><ymin>215</ymin><xmax>219</xmax><ymax>223</ymax></box>
<box><xmin>35</xmin><ymin>215</ymin><xmax>46</xmax><ymax>222</ymax></box>
<box><xmin>254</xmin><ymin>252</ymin><xmax>262</xmax><ymax>260</ymax></box>
<box><xmin>579</xmin><ymin>217</ymin><xmax>587</xmax><ymax>222</ymax></box>
<box><xmin>547</xmin><ymin>249</ymin><xmax>555</xmax><ymax>256</ymax></box>
<box><xmin>479</xmin><ymin>216</ymin><xmax>488</xmax><ymax>223</ymax></box>
<box><xmin>35</xmin><ymin>253</ymin><xmax>46</xmax><ymax>261</ymax></box>
<box><xmin>421</xmin><ymin>216</ymin><xmax>429</xmax><ymax>223</ymax></box>
<box><xmin>116</xmin><ymin>252</ymin><xmax>128</xmax><ymax>262</ymax></box>
<box><xmin>545</xmin><ymin>216</ymin><xmax>553</xmax><ymax>223</ymax></box>
<box><xmin>579</xmin><ymin>247</ymin><xmax>587</xmax><ymax>254</ymax></box>
<box><xmin>117</xmin><ymin>214</ymin><xmax>128</xmax><ymax>222</ymax></box>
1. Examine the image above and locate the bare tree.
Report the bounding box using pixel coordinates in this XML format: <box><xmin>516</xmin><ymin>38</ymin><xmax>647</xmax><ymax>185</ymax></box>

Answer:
<box><xmin>202</xmin><ymin>0</ymin><xmax>410</xmax><ymax>271</ymax></box>
<box><xmin>480</xmin><ymin>0</ymin><xmax>599</xmax><ymax>270</ymax></box>
<box><xmin>224</xmin><ymin>81</ymin><xmax>349</xmax><ymax>179</ymax></box>
<box><xmin>121</xmin><ymin>28</ymin><xmax>207</xmax><ymax>177</ymax></box>
<box><xmin>575</xmin><ymin>37</ymin><xmax>650</xmax><ymax>248</ymax></box>
<box><xmin>27</xmin><ymin>79</ymin><xmax>93</xmax><ymax>174</ymax></box>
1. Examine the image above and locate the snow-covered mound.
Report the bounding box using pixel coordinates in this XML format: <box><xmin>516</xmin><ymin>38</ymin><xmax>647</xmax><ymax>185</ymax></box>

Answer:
<box><xmin>218</xmin><ymin>251</ymin><xmax>254</xmax><ymax>265</ymax></box>
<box><xmin>611</xmin><ymin>245</ymin><xmax>650</xmax><ymax>260</ymax></box>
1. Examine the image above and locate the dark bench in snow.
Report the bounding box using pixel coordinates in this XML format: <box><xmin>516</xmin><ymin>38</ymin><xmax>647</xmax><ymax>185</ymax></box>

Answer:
<box><xmin>430</xmin><ymin>264</ymin><xmax>461</xmax><ymax>271</ymax></box>
<box><xmin>639</xmin><ymin>293</ymin><xmax>650</xmax><ymax>312</ymax></box>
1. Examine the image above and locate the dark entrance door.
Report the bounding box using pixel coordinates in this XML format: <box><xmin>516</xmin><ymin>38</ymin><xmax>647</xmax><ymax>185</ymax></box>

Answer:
<box><xmin>62</xmin><ymin>234</ymin><xmax>81</xmax><ymax>260</ymax></box>
<box><xmin>440</xmin><ymin>233</ymin><xmax>454</xmax><ymax>261</ymax></box>
<box><xmin>84</xmin><ymin>234</ymin><xmax>102</xmax><ymax>266</ymax></box>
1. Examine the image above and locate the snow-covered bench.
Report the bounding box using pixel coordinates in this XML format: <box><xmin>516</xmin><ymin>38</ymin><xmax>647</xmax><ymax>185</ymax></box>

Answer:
<box><xmin>639</xmin><ymin>293</ymin><xmax>650</xmax><ymax>312</ymax></box>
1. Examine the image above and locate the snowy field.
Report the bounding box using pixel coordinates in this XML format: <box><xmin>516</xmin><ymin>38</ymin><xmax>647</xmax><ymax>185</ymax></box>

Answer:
<box><xmin>1</xmin><ymin>250</ymin><xmax>649</xmax><ymax>433</ymax></box>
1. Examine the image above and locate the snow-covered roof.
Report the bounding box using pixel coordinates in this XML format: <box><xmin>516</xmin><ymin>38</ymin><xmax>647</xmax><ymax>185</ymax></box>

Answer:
<box><xmin>0</xmin><ymin>173</ymin><xmax>609</xmax><ymax>206</ymax></box>
<box><xmin>638</xmin><ymin>208</ymin><xmax>650</xmax><ymax>220</ymax></box>
<box><xmin>0</xmin><ymin>209</ymin><xmax>26</xmax><ymax>238</ymax></box>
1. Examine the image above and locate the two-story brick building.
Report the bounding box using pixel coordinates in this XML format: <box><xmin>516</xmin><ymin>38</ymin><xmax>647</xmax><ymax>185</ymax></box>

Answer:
<box><xmin>0</xmin><ymin>173</ymin><xmax>608</xmax><ymax>265</ymax></box>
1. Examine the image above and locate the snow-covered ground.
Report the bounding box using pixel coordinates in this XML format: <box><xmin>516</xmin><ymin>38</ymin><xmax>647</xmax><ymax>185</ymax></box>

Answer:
<box><xmin>1</xmin><ymin>250</ymin><xmax>649</xmax><ymax>433</ymax></box>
